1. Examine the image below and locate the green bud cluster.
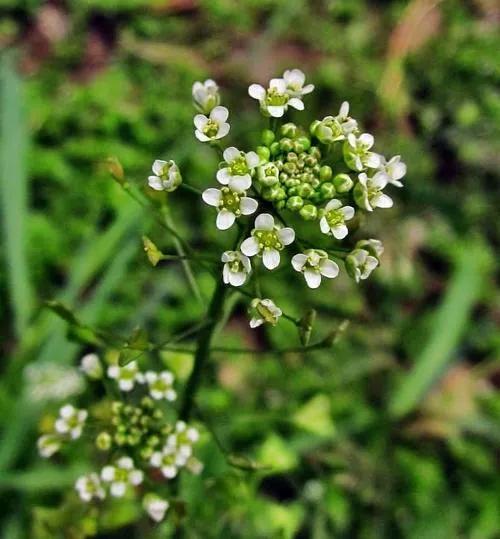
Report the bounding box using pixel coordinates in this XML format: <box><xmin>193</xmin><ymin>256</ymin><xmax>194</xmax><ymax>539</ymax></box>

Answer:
<box><xmin>256</xmin><ymin>123</ymin><xmax>351</xmax><ymax>221</ymax></box>
<box><xmin>104</xmin><ymin>398</ymin><xmax>169</xmax><ymax>455</ymax></box>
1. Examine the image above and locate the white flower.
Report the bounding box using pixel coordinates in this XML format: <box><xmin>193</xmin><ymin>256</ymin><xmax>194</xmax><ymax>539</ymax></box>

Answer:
<box><xmin>150</xmin><ymin>445</ymin><xmax>185</xmax><ymax>479</ymax></box>
<box><xmin>346</xmin><ymin>248</ymin><xmax>379</xmax><ymax>283</ymax></box>
<box><xmin>354</xmin><ymin>172</ymin><xmax>393</xmax><ymax>211</ymax></box>
<box><xmin>377</xmin><ymin>155</ymin><xmax>406</xmax><ymax>187</ymax></box>
<box><xmin>54</xmin><ymin>404</ymin><xmax>87</xmax><ymax>440</ymax></box>
<box><xmin>186</xmin><ymin>457</ymin><xmax>204</xmax><ymax>475</ymax></box>
<box><xmin>216</xmin><ymin>146</ymin><xmax>259</xmax><ymax>192</ymax></box>
<box><xmin>222</xmin><ymin>250</ymin><xmax>251</xmax><ymax>287</ymax></box>
<box><xmin>107</xmin><ymin>360</ymin><xmax>142</xmax><ymax>392</ymax></box>
<box><xmin>164</xmin><ymin>421</ymin><xmax>200</xmax><ymax>463</ymax></box>
<box><xmin>313</xmin><ymin>101</ymin><xmax>358</xmax><ymax>143</ymax></box>
<box><xmin>319</xmin><ymin>199</ymin><xmax>355</xmax><ymax>239</ymax></box>
<box><xmin>75</xmin><ymin>473</ymin><xmax>105</xmax><ymax>502</ymax></box>
<box><xmin>192</xmin><ymin>79</ymin><xmax>220</xmax><ymax>114</ymax></box>
<box><xmin>249</xmin><ymin>298</ymin><xmax>282</xmax><ymax>328</ymax></box>
<box><xmin>356</xmin><ymin>238</ymin><xmax>384</xmax><ymax>258</ymax></box>
<box><xmin>202</xmin><ymin>187</ymin><xmax>258</xmax><ymax>230</ymax></box>
<box><xmin>291</xmin><ymin>250</ymin><xmax>339</xmax><ymax>289</ymax></box>
<box><xmin>248</xmin><ymin>78</ymin><xmax>304</xmax><ymax>118</ymax></box>
<box><xmin>80</xmin><ymin>353</ymin><xmax>103</xmax><ymax>380</ymax></box>
<box><xmin>343</xmin><ymin>133</ymin><xmax>381</xmax><ymax>171</ymax></box>
<box><xmin>282</xmin><ymin>69</ymin><xmax>314</xmax><ymax>98</ymax></box>
<box><xmin>24</xmin><ymin>363</ymin><xmax>84</xmax><ymax>402</ymax></box>
<box><xmin>101</xmin><ymin>457</ymin><xmax>143</xmax><ymax>498</ymax></box>
<box><xmin>37</xmin><ymin>434</ymin><xmax>61</xmax><ymax>458</ymax></box>
<box><xmin>240</xmin><ymin>214</ymin><xmax>295</xmax><ymax>270</ymax></box>
<box><xmin>143</xmin><ymin>493</ymin><xmax>170</xmax><ymax>522</ymax></box>
<box><xmin>145</xmin><ymin>370</ymin><xmax>177</xmax><ymax>401</ymax></box>
<box><xmin>194</xmin><ymin>106</ymin><xmax>230</xmax><ymax>142</ymax></box>
<box><xmin>148</xmin><ymin>160</ymin><xmax>182</xmax><ymax>192</ymax></box>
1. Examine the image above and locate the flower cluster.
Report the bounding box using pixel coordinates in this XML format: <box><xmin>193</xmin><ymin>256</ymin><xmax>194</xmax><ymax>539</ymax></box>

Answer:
<box><xmin>37</xmin><ymin>353</ymin><xmax>202</xmax><ymax>524</ymax></box>
<box><xmin>145</xmin><ymin>69</ymin><xmax>405</xmax><ymax>328</ymax></box>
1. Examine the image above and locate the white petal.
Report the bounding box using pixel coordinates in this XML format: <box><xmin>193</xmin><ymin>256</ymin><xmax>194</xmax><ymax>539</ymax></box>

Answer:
<box><xmin>221</xmin><ymin>251</ymin><xmax>233</xmax><ymax>263</ymax></box>
<box><xmin>202</xmin><ymin>188</ymin><xmax>221</xmax><ymax>207</ymax></box>
<box><xmin>332</xmin><ymin>224</ymin><xmax>348</xmax><ymax>239</ymax></box>
<box><xmin>359</xmin><ymin>133</ymin><xmax>374</xmax><ymax>148</ymax></box>
<box><xmin>319</xmin><ymin>217</ymin><xmax>330</xmax><ymax>234</ymax></box>
<box><xmin>195</xmin><ymin>130</ymin><xmax>210</xmax><ymax>142</ymax></box>
<box><xmin>371</xmin><ymin>171</ymin><xmax>389</xmax><ymax>189</ymax></box>
<box><xmin>320</xmin><ymin>259</ymin><xmax>339</xmax><ymax>278</ymax></box>
<box><xmin>101</xmin><ymin>466</ymin><xmax>115</xmax><ymax>481</ymax></box>
<box><xmin>229</xmin><ymin>175</ymin><xmax>251</xmax><ymax>193</ymax></box>
<box><xmin>162</xmin><ymin>466</ymin><xmax>178</xmax><ymax>479</ymax></box>
<box><xmin>240</xmin><ymin>236</ymin><xmax>259</xmax><ymax>256</ymax></box>
<box><xmin>240</xmin><ymin>197</ymin><xmax>258</xmax><ymax>215</ymax></box>
<box><xmin>270</xmin><ymin>78</ymin><xmax>287</xmax><ymax>93</ymax></box>
<box><xmin>210</xmin><ymin>106</ymin><xmax>229</xmax><ymax>123</ymax></box>
<box><xmin>193</xmin><ymin>114</ymin><xmax>207</xmax><ymax>130</ymax></box>
<box><xmin>366</xmin><ymin>152</ymin><xmax>381</xmax><ymax>168</ymax></box>
<box><xmin>342</xmin><ymin>206</ymin><xmax>355</xmax><ymax>220</ymax></box>
<box><xmin>284</xmin><ymin>69</ymin><xmax>305</xmax><ymax>86</ymax></box>
<box><xmin>216</xmin><ymin>168</ymin><xmax>231</xmax><ymax>184</ymax></box>
<box><xmin>304</xmin><ymin>269</ymin><xmax>321</xmax><ymax>289</ymax></box>
<box><xmin>216</xmin><ymin>209</ymin><xmax>236</xmax><ymax>230</ymax></box>
<box><xmin>278</xmin><ymin>227</ymin><xmax>295</xmax><ymax>245</ymax></box>
<box><xmin>250</xmin><ymin>317</ymin><xmax>263</xmax><ymax>328</ymax></box>
<box><xmin>223</xmin><ymin>146</ymin><xmax>240</xmax><ymax>162</ymax></box>
<box><xmin>267</xmin><ymin>106</ymin><xmax>285</xmax><ymax>118</ymax></box>
<box><xmin>262</xmin><ymin>248</ymin><xmax>280</xmax><ymax>270</ymax></box>
<box><xmin>255</xmin><ymin>213</ymin><xmax>274</xmax><ymax>231</ymax></box>
<box><xmin>288</xmin><ymin>98</ymin><xmax>304</xmax><ymax>110</ymax></box>
<box><xmin>129</xmin><ymin>470</ymin><xmax>144</xmax><ymax>486</ymax></box>
<box><xmin>391</xmin><ymin>161</ymin><xmax>406</xmax><ymax>180</ymax></box>
<box><xmin>152</xmin><ymin>160</ymin><xmax>167</xmax><ymax>175</ymax></box>
<box><xmin>147</xmin><ymin>176</ymin><xmax>165</xmax><ymax>190</ymax></box>
<box><xmin>245</xmin><ymin>151</ymin><xmax>259</xmax><ymax>168</ymax></box>
<box><xmin>215</xmin><ymin>122</ymin><xmax>230</xmax><ymax>139</ymax></box>
<box><xmin>229</xmin><ymin>271</ymin><xmax>247</xmax><ymax>287</ymax></box>
<box><xmin>301</xmin><ymin>84</ymin><xmax>314</xmax><ymax>95</ymax></box>
<box><xmin>325</xmin><ymin>198</ymin><xmax>342</xmax><ymax>211</ymax></box>
<box><xmin>291</xmin><ymin>253</ymin><xmax>307</xmax><ymax>271</ymax></box>
<box><xmin>111</xmin><ymin>482</ymin><xmax>126</xmax><ymax>498</ymax></box>
<box><xmin>248</xmin><ymin>84</ymin><xmax>266</xmax><ymax>101</ymax></box>
<box><xmin>375</xmin><ymin>194</ymin><xmax>393</xmax><ymax>208</ymax></box>
<box><xmin>339</xmin><ymin>101</ymin><xmax>349</xmax><ymax>117</ymax></box>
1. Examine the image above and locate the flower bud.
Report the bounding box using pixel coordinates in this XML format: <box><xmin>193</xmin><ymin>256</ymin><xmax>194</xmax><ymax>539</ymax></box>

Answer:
<box><xmin>261</xmin><ymin>129</ymin><xmax>275</xmax><ymax>147</ymax></box>
<box><xmin>192</xmin><ymin>79</ymin><xmax>220</xmax><ymax>114</ymax></box>
<box><xmin>345</xmin><ymin>248</ymin><xmax>379</xmax><ymax>283</ymax></box>
<box><xmin>279</xmin><ymin>138</ymin><xmax>294</xmax><ymax>152</ymax></box>
<box><xmin>280</xmin><ymin>122</ymin><xmax>297</xmax><ymax>138</ymax></box>
<box><xmin>356</xmin><ymin>239</ymin><xmax>384</xmax><ymax>259</ymax></box>
<box><xmin>96</xmin><ymin>432</ymin><xmax>112</xmax><ymax>451</ymax></box>
<box><xmin>80</xmin><ymin>353</ymin><xmax>103</xmax><ymax>379</ymax></box>
<box><xmin>258</xmin><ymin>163</ymin><xmax>280</xmax><ymax>186</ymax></box>
<box><xmin>287</xmin><ymin>196</ymin><xmax>304</xmax><ymax>211</ymax></box>
<box><xmin>319</xmin><ymin>165</ymin><xmax>332</xmax><ymax>181</ymax></box>
<box><xmin>270</xmin><ymin>142</ymin><xmax>281</xmax><ymax>155</ymax></box>
<box><xmin>333</xmin><ymin>173</ymin><xmax>354</xmax><ymax>193</ymax></box>
<box><xmin>300</xmin><ymin>204</ymin><xmax>318</xmax><ymax>220</ymax></box>
<box><xmin>320</xmin><ymin>182</ymin><xmax>336</xmax><ymax>199</ymax></box>
<box><xmin>297</xmin><ymin>183</ymin><xmax>313</xmax><ymax>198</ymax></box>
<box><xmin>296</xmin><ymin>136</ymin><xmax>311</xmax><ymax>151</ymax></box>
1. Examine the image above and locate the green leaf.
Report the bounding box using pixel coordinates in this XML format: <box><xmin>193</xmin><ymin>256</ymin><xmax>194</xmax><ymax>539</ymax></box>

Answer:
<box><xmin>0</xmin><ymin>51</ymin><xmax>34</xmax><ymax>337</ymax></box>
<box><xmin>389</xmin><ymin>239</ymin><xmax>492</xmax><ymax>418</ymax></box>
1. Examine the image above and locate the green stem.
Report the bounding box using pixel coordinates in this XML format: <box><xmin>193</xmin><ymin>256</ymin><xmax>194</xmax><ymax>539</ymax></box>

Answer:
<box><xmin>179</xmin><ymin>279</ymin><xmax>228</xmax><ymax>420</ymax></box>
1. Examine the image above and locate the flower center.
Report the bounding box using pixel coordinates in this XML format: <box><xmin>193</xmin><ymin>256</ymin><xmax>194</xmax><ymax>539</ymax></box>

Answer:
<box><xmin>254</xmin><ymin>230</ymin><xmax>282</xmax><ymax>250</ymax></box>
<box><xmin>326</xmin><ymin>209</ymin><xmax>344</xmax><ymax>227</ymax></box>
<box><xmin>229</xmin><ymin>156</ymin><xmax>249</xmax><ymax>176</ymax></box>
<box><xmin>203</xmin><ymin>120</ymin><xmax>219</xmax><ymax>138</ymax></box>
<box><xmin>265</xmin><ymin>88</ymin><xmax>289</xmax><ymax>106</ymax></box>
<box><xmin>219</xmin><ymin>187</ymin><xmax>241</xmax><ymax>212</ymax></box>
<box><xmin>229</xmin><ymin>260</ymin><xmax>244</xmax><ymax>273</ymax></box>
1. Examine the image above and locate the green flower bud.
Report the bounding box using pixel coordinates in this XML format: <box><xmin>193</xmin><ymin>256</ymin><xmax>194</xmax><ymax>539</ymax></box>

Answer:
<box><xmin>287</xmin><ymin>196</ymin><xmax>304</xmax><ymax>211</ymax></box>
<box><xmin>296</xmin><ymin>136</ymin><xmax>311</xmax><ymax>151</ymax></box>
<box><xmin>96</xmin><ymin>432</ymin><xmax>112</xmax><ymax>451</ymax></box>
<box><xmin>114</xmin><ymin>432</ymin><xmax>127</xmax><ymax>446</ymax></box>
<box><xmin>305</xmin><ymin>155</ymin><xmax>317</xmax><ymax>168</ymax></box>
<box><xmin>297</xmin><ymin>159</ymin><xmax>305</xmax><ymax>170</ymax></box>
<box><xmin>319</xmin><ymin>165</ymin><xmax>333</xmax><ymax>181</ymax></box>
<box><xmin>288</xmin><ymin>187</ymin><xmax>298</xmax><ymax>196</ymax></box>
<box><xmin>286</xmin><ymin>152</ymin><xmax>298</xmax><ymax>162</ymax></box>
<box><xmin>333</xmin><ymin>173</ymin><xmax>354</xmax><ymax>193</ymax></box>
<box><xmin>262</xmin><ymin>186</ymin><xmax>281</xmax><ymax>201</ymax></box>
<box><xmin>309</xmin><ymin>146</ymin><xmax>321</xmax><ymax>159</ymax></box>
<box><xmin>256</xmin><ymin>146</ymin><xmax>270</xmax><ymax>163</ymax></box>
<box><xmin>261</xmin><ymin>129</ymin><xmax>275</xmax><ymax>147</ymax></box>
<box><xmin>140</xmin><ymin>446</ymin><xmax>154</xmax><ymax>460</ymax></box>
<box><xmin>279</xmin><ymin>138</ymin><xmax>294</xmax><ymax>152</ymax></box>
<box><xmin>111</xmin><ymin>401</ymin><xmax>123</xmax><ymax>415</ymax></box>
<box><xmin>281</xmin><ymin>122</ymin><xmax>297</xmax><ymax>138</ymax></box>
<box><xmin>258</xmin><ymin>163</ymin><xmax>280</xmax><ymax>186</ymax></box>
<box><xmin>293</xmin><ymin>141</ymin><xmax>305</xmax><ymax>153</ymax></box>
<box><xmin>141</xmin><ymin>396</ymin><xmax>154</xmax><ymax>409</ymax></box>
<box><xmin>311</xmin><ymin>178</ymin><xmax>320</xmax><ymax>189</ymax></box>
<box><xmin>279</xmin><ymin>172</ymin><xmax>289</xmax><ymax>182</ymax></box>
<box><xmin>147</xmin><ymin>435</ymin><xmax>160</xmax><ymax>447</ymax></box>
<box><xmin>283</xmin><ymin>162</ymin><xmax>296</xmax><ymax>175</ymax></box>
<box><xmin>320</xmin><ymin>182</ymin><xmax>336</xmax><ymax>199</ymax></box>
<box><xmin>270</xmin><ymin>142</ymin><xmax>281</xmax><ymax>155</ymax></box>
<box><xmin>310</xmin><ymin>120</ymin><xmax>321</xmax><ymax>135</ymax></box>
<box><xmin>275</xmin><ymin>200</ymin><xmax>286</xmax><ymax>210</ymax></box>
<box><xmin>297</xmin><ymin>183</ymin><xmax>314</xmax><ymax>198</ymax></box>
<box><xmin>300</xmin><ymin>204</ymin><xmax>318</xmax><ymax>220</ymax></box>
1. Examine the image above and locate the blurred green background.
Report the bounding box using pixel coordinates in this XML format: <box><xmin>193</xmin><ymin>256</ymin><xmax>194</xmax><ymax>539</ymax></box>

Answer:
<box><xmin>0</xmin><ymin>0</ymin><xmax>499</xmax><ymax>537</ymax></box>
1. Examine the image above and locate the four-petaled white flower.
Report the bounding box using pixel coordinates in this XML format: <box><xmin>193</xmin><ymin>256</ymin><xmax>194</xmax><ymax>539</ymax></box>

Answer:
<box><xmin>222</xmin><ymin>250</ymin><xmax>251</xmax><ymax>287</ymax></box>
<box><xmin>202</xmin><ymin>187</ymin><xmax>258</xmax><ymax>230</ymax></box>
<box><xmin>377</xmin><ymin>155</ymin><xmax>407</xmax><ymax>187</ymax></box>
<box><xmin>165</xmin><ymin>421</ymin><xmax>200</xmax><ymax>462</ymax></box>
<box><xmin>80</xmin><ymin>353</ymin><xmax>102</xmax><ymax>380</ymax></box>
<box><xmin>248</xmin><ymin>78</ymin><xmax>304</xmax><ymax>118</ymax></box>
<box><xmin>107</xmin><ymin>360</ymin><xmax>142</xmax><ymax>392</ymax></box>
<box><xmin>194</xmin><ymin>106</ymin><xmax>230</xmax><ymax>142</ymax></box>
<box><xmin>217</xmin><ymin>146</ymin><xmax>259</xmax><ymax>192</ymax></box>
<box><xmin>319</xmin><ymin>199</ymin><xmax>355</xmax><ymax>239</ymax></box>
<box><xmin>354</xmin><ymin>172</ymin><xmax>393</xmax><ymax>211</ymax></box>
<box><xmin>37</xmin><ymin>434</ymin><xmax>61</xmax><ymax>458</ymax></box>
<box><xmin>101</xmin><ymin>457</ymin><xmax>144</xmax><ymax>498</ymax></box>
<box><xmin>343</xmin><ymin>133</ymin><xmax>381</xmax><ymax>171</ymax></box>
<box><xmin>192</xmin><ymin>79</ymin><xmax>220</xmax><ymax>114</ymax></box>
<box><xmin>313</xmin><ymin>101</ymin><xmax>358</xmax><ymax>143</ymax></box>
<box><xmin>240</xmin><ymin>214</ymin><xmax>295</xmax><ymax>270</ymax></box>
<box><xmin>145</xmin><ymin>370</ymin><xmax>177</xmax><ymax>401</ymax></box>
<box><xmin>150</xmin><ymin>445</ymin><xmax>186</xmax><ymax>479</ymax></box>
<box><xmin>249</xmin><ymin>298</ymin><xmax>282</xmax><ymax>328</ymax></box>
<box><xmin>75</xmin><ymin>473</ymin><xmax>105</xmax><ymax>502</ymax></box>
<box><xmin>291</xmin><ymin>250</ymin><xmax>339</xmax><ymax>289</ymax></box>
<box><xmin>346</xmin><ymin>248</ymin><xmax>379</xmax><ymax>283</ymax></box>
<box><xmin>55</xmin><ymin>404</ymin><xmax>87</xmax><ymax>440</ymax></box>
<box><xmin>143</xmin><ymin>493</ymin><xmax>170</xmax><ymax>522</ymax></box>
<box><xmin>148</xmin><ymin>160</ymin><xmax>182</xmax><ymax>192</ymax></box>
<box><xmin>282</xmin><ymin>69</ymin><xmax>314</xmax><ymax>98</ymax></box>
